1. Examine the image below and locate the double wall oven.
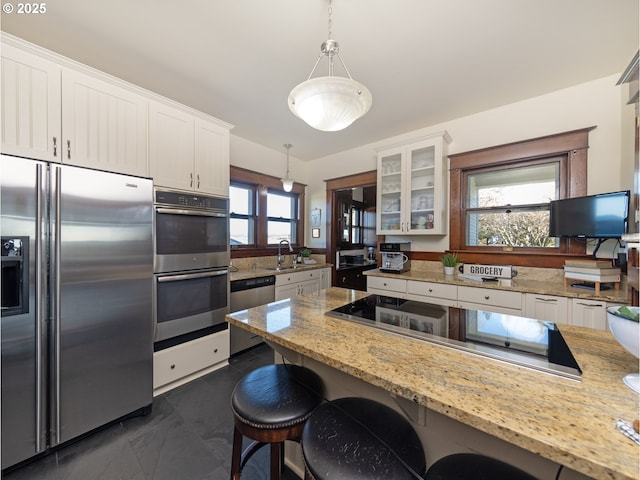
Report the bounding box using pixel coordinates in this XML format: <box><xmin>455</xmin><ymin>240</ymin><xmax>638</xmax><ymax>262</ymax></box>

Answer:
<box><xmin>153</xmin><ymin>188</ymin><xmax>229</xmax><ymax>350</ymax></box>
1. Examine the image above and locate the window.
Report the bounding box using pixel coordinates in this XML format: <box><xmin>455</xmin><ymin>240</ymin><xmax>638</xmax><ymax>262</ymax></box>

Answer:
<box><xmin>449</xmin><ymin>128</ymin><xmax>592</xmax><ymax>267</ymax></box>
<box><xmin>267</xmin><ymin>191</ymin><xmax>298</xmax><ymax>244</ymax></box>
<box><xmin>465</xmin><ymin>161</ymin><xmax>559</xmax><ymax>248</ymax></box>
<box><xmin>229</xmin><ymin>166</ymin><xmax>304</xmax><ymax>255</ymax></box>
<box><xmin>229</xmin><ymin>184</ymin><xmax>255</xmax><ymax>246</ymax></box>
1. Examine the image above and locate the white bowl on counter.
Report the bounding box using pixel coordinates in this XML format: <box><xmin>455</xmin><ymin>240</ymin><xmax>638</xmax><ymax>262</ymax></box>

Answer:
<box><xmin>607</xmin><ymin>305</ymin><xmax>640</xmax><ymax>393</ymax></box>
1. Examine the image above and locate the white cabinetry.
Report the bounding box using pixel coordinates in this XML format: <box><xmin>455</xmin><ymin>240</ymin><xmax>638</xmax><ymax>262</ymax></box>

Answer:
<box><xmin>1</xmin><ymin>43</ymin><xmax>61</xmax><ymax>162</ymax></box>
<box><xmin>457</xmin><ymin>286</ymin><xmax>523</xmax><ymax>315</ymax></box>
<box><xmin>61</xmin><ymin>69</ymin><xmax>148</xmax><ymax>176</ymax></box>
<box><xmin>406</xmin><ymin>280</ymin><xmax>457</xmax><ymax>307</ymax></box>
<box><xmin>320</xmin><ymin>267</ymin><xmax>332</xmax><ymax>290</ymax></box>
<box><xmin>153</xmin><ymin>329</ymin><xmax>230</xmax><ymax>395</ymax></box>
<box><xmin>275</xmin><ymin>269</ymin><xmax>322</xmax><ymax>301</ymax></box>
<box><xmin>367</xmin><ymin>276</ymin><xmax>407</xmax><ymax>298</ymax></box>
<box><xmin>149</xmin><ymin>100</ymin><xmax>230</xmax><ymax>196</ymax></box>
<box><xmin>376</xmin><ymin>131</ymin><xmax>451</xmax><ymax>235</ymax></box>
<box><xmin>524</xmin><ymin>293</ymin><xmax>570</xmax><ymax>324</ymax></box>
<box><xmin>570</xmin><ymin>298</ymin><xmax>609</xmax><ymax>330</ymax></box>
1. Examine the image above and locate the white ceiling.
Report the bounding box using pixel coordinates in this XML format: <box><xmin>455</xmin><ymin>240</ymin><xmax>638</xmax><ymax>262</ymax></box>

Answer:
<box><xmin>2</xmin><ymin>0</ymin><xmax>638</xmax><ymax>161</ymax></box>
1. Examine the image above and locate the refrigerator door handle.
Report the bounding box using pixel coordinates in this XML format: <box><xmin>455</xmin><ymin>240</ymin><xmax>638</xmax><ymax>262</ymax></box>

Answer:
<box><xmin>35</xmin><ymin>164</ymin><xmax>44</xmax><ymax>453</ymax></box>
<box><xmin>53</xmin><ymin>165</ymin><xmax>62</xmax><ymax>445</ymax></box>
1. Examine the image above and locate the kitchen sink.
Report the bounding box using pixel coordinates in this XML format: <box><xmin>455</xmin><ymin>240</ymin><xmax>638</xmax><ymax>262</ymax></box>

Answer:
<box><xmin>265</xmin><ymin>266</ymin><xmax>299</xmax><ymax>271</ymax></box>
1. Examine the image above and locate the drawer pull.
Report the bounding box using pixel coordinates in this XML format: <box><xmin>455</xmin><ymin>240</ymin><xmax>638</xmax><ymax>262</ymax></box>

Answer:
<box><xmin>536</xmin><ymin>297</ymin><xmax>557</xmax><ymax>302</ymax></box>
<box><xmin>484</xmin><ymin>295</ymin><xmax>490</xmax><ymax>300</ymax></box>
<box><xmin>214</xmin><ymin>348</ymin><xmax>218</xmax><ymax>353</ymax></box>
<box><xmin>577</xmin><ymin>302</ymin><xmax>603</xmax><ymax>308</ymax></box>
<box><xmin>170</xmin><ymin>364</ymin><xmax>176</xmax><ymax>370</ymax></box>
<box><xmin>428</xmin><ymin>288</ymin><xmax>433</xmax><ymax>293</ymax></box>
<box><xmin>383</xmin><ymin>282</ymin><xmax>388</xmax><ymax>286</ymax></box>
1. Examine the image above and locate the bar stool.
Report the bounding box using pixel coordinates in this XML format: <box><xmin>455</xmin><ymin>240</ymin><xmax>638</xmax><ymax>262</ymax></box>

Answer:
<box><xmin>301</xmin><ymin>397</ymin><xmax>426</xmax><ymax>480</ymax></box>
<box><xmin>425</xmin><ymin>453</ymin><xmax>536</xmax><ymax>479</ymax></box>
<box><xmin>230</xmin><ymin>364</ymin><xmax>323</xmax><ymax>480</ymax></box>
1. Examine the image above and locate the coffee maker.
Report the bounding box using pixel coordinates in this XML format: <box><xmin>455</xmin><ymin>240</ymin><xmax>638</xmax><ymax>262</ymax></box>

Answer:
<box><xmin>380</xmin><ymin>242</ymin><xmax>411</xmax><ymax>273</ymax></box>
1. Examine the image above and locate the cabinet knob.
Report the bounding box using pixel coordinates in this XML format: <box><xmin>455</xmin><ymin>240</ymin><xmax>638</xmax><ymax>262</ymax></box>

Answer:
<box><xmin>170</xmin><ymin>364</ymin><xmax>176</xmax><ymax>370</ymax></box>
<box><xmin>383</xmin><ymin>282</ymin><xmax>388</xmax><ymax>286</ymax></box>
<box><xmin>214</xmin><ymin>348</ymin><xmax>218</xmax><ymax>353</ymax></box>
<box><xmin>484</xmin><ymin>295</ymin><xmax>490</xmax><ymax>300</ymax></box>
<box><xmin>428</xmin><ymin>288</ymin><xmax>433</xmax><ymax>293</ymax></box>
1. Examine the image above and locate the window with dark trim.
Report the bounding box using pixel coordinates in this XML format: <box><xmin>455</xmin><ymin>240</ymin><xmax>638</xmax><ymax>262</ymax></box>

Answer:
<box><xmin>449</xmin><ymin>128</ymin><xmax>593</xmax><ymax>268</ymax></box>
<box><xmin>230</xmin><ymin>166</ymin><xmax>305</xmax><ymax>257</ymax></box>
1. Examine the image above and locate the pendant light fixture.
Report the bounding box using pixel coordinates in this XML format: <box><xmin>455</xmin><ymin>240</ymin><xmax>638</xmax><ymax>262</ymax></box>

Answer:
<box><xmin>288</xmin><ymin>0</ymin><xmax>372</xmax><ymax>132</ymax></box>
<box><xmin>281</xmin><ymin>143</ymin><xmax>294</xmax><ymax>192</ymax></box>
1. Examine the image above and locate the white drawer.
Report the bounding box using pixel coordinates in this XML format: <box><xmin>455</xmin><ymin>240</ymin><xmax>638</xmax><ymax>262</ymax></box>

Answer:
<box><xmin>406</xmin><ymin>280</ymin><xmax>458</xmax><ymax>300</ymax></box>
<box><xmin>458</xmin><ymin>286</ymin><xmax>522</xmax><ymax>310</ymax></box>
<box><xmin>275</xmin><ymin>268</ymin><xmax>320</xmax><ymax>286</ymax></box>
<box><xmin>154</xmin><ymin>329</ymin><xmax>230</xmax><ymax>391</ymax></box>
<box><xmin>367</xmin><ymin>276</ymin><xmax>407</xmax><ymax>294</ymax></box>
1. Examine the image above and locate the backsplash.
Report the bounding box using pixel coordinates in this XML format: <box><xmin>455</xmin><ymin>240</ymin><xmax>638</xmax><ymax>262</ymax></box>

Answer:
<box><xmin>230</xmin><ymin>254</ymin><xmax>326</xmax><ymax>271</ymax></box>
<box><xmin>409</xmin><ymin>260</ymin><xmax>566</xmax><ymax>283</ymax></box>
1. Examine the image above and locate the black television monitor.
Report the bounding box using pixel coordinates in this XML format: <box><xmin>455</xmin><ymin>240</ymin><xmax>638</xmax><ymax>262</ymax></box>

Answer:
<box><xmin>548</xmin><ymin>190</ymin><xmax>630</xmax><ymax>239</ymax></box>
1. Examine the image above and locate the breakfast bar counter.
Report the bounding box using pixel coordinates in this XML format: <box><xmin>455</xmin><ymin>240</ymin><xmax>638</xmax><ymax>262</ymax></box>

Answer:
<box><xmin>226</xmin><ymin>288</ymin><xmax>639</xmax><ymax>480</ymax></box>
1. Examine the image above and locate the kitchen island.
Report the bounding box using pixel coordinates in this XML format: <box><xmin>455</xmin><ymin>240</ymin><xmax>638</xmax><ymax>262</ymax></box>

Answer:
<box><xmin>226</xmin><ymin>287</ymin><xmax>639</xmax><ymax>479</ymax></box>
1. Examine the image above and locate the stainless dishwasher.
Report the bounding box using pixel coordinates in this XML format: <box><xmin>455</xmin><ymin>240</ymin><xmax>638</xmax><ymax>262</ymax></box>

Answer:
<box><xmin>229</xmin><ymin>275</ymin><xmax>276</xmax><ymax>355</ymax></box>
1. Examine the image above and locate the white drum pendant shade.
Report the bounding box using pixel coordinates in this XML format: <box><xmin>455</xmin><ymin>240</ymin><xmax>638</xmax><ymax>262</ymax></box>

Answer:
<box><xmin>288</xmin><ymin>76</ymin><xmax>372</xmax><ymax>132</ymax></box>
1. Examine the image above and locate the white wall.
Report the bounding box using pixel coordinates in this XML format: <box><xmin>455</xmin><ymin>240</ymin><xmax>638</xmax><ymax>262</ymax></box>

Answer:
<box><xmin>230</xmin><ymin>136</ymin><xmax>307</xmax><ymax>186</ymax></box>
<box><xmin>230</xmin><ymin>74</ymin><xmax>633</xmax><ymax>252</ymax></box>
<box><xmin>302</xmin><ymin>74</ymin><xmax>634</xmax><ymax>252</ymax></box>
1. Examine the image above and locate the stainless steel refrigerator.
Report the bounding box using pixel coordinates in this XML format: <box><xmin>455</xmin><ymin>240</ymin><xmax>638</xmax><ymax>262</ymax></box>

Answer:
<box><xmin>1</xmin><ymin>155</ymin><xmax>154</xmax><ymax>470</ymax></box>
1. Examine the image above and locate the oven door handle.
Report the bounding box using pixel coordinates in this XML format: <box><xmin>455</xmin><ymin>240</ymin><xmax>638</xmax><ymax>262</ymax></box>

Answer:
<box><xmin>157</xmin><ymin>269</ymin><xmax>229</xmax><ymax>282</ymax></box>
<box><xmin>156</xmin><ymin>207</ymin><xmax>228</xmax><ymax>218</ymax></box>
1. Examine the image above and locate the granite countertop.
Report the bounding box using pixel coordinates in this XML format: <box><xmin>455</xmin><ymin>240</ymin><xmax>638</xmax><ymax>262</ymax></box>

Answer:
<box><xmin>365</xmin><ymin>268</ymin><xmax>630</xmax><ymax>303</ymax></box>
<box><xmin>229</xmin><ymin>263</ymin><xmax>332</xmax><ymax>282</ymax></box>
<box><xmin>226</xmin><ymin>287</ymin><xmax>639</xmax><ymax>480</ymax></box>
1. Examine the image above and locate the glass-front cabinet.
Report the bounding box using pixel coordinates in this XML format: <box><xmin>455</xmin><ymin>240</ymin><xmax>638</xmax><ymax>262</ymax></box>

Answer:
<box><xmin>376</xmin><ymin>131</ymin><xmax>451</xmax><ymax>235</ymax></box>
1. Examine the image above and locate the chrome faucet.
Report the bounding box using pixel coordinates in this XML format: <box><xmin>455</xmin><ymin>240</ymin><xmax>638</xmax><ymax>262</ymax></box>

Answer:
<box><xmin>278</xmin><ymin>239</ymin><xmax>293</xmax><ymax>268</ymax></box>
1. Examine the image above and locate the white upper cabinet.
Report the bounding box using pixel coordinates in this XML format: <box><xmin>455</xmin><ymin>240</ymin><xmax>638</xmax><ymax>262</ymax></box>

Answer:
<box><xmin>2</xmin><ymin>34</ymin><xmax>233</xmax><ymax>184</ymax></box>
<box><xmin>149</xmin><ymin>101</ymin><xmax>195</xmax><ymax>191</ymax></box>
<box><xmin>1</xmin><ymin>44</ymin><xmax>62</xmax><ymax>162</ymax></box>
<box><xmin>194</xmin><ymin>119</ymin><xmax>230</xmax><ymax>197</ymax></box>
<box><xmin>150</xmin><ymin>101</ymin><xmax>230</xmax><ymax>196</ymax></box>
<box><xmin>376</xmin><ymin>131</ymin><xmax>451</xmax><ymax>235</ymax></box>
<box><xmin>61</xmin><ymin>69</ymin><xmax>148</xmax><ymax>176</ymax></box>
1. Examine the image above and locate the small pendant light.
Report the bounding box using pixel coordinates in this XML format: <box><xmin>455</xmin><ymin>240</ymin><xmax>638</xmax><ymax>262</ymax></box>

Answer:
<box><xmin>281</xmin><ymin>143</ymin><xmax>294</xmax><ymax>192</ymax></box>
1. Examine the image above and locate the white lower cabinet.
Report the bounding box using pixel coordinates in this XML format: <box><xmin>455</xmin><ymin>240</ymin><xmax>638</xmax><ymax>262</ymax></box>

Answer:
<box><xmin>524</xmin><ymin>293</ymin><xmax>570</xmax><ymax>324</ymax></box>
<box><xmin>406</xmin><ymin>280</ymin><xmax>457</xmax><ymax>307</ymax></box>
<box><xmin>320</xmin><ymin>267</ymin><xmax>332</xmax><ymax>290</ymax></box>
<box><xmin>457</xmin><ymin>286</ymin><xmax>523</xmax><ymax>315</ymax></box>
<box><xmin>570</xmin><ymin>298</ymin><xmax>609</xmax><ymax>330</ymax></box>
<box><xmin>275</xmin><ymin>269</ymin><xmax>322</xmax><ymax>301</ymax></box>
<box><xmin>367</xmin><ymin>276</ymin><xmax>407</xmax><ymax>298</ymax></box>
<box><xmin>153</xmin><ymin>329</ymin><xmax>230</xmax><ymax>395</ymax></box>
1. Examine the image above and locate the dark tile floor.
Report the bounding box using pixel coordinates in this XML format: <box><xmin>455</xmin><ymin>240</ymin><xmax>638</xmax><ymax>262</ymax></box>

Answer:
<box><xmin>2</xmin><ymin>343</ymin><xmax>299</xmax><ymax>480</ymax></box>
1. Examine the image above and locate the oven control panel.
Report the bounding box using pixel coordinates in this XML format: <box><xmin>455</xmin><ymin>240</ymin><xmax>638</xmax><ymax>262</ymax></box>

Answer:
<box><xmin>154</xmin><ymin>189</ymin><xmax>228</xmax><ymax>210</ymax></box>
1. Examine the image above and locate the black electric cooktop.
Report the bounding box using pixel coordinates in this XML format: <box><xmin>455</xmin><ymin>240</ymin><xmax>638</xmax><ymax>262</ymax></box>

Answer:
<box><xmin>327</xmin><ymin>295</ymin><xmax>581</xmax><ymax>380</ymax></box>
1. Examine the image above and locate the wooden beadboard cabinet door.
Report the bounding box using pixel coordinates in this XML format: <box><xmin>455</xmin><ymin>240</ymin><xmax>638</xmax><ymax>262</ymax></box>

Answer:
<box><xmin>1</xmin><ymin>44</ymin><xmax>62</xmax><ymax>162</ymax></box>
<box><xmin>148</xmin><ymin>100</ymin><xmax>195</xmax><ymax>191</ymax></box>
<box><xmin>61</xmin><ymin>69</ymin><xmax>148</xmax><ymax>177</ymax></box>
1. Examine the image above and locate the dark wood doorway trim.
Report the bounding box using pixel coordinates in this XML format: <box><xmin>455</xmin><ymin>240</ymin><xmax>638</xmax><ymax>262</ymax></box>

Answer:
<box><xmin>325</xmin><ymin>170</ymin><xmax>378</xmax><ymax>286</ymax></box>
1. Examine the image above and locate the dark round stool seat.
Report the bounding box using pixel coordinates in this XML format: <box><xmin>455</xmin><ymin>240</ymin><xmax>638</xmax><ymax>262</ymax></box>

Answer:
<box><xmin>301</xmin><ymin>397</ymin><xmax>426</xmax><ymax>480</ymax></box>
<box><xmin>425</xmin><ymin>453</ymin><xmax>536</xmax><ymax>479</ymax></box>
<box><xmin>230</xmin><ymin>364</ymin><xmax>323</xmax><ymax>480</ymax></box>
<box><xmin>231</xmin><ymin>363</ymin><xmax>323</xmax><ymax>429</ymax></box>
